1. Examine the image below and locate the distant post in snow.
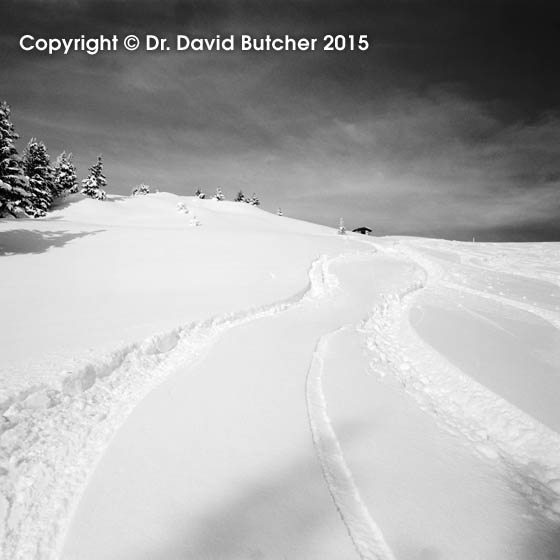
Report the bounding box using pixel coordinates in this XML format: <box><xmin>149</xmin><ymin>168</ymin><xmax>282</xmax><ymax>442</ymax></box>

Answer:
<box><xmin>338</xmin><ymin>217</ymin><xmax>346</xmax><ymax>235</ymax></box>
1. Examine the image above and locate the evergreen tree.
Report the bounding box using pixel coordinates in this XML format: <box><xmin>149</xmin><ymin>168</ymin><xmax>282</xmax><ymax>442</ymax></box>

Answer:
<box><xmin>234</xmin><ymin>190</ymin><xmax>245</xmax><ymax>202</ymax></box>
<box><xmin>132</xmin><ymin>184</ymin><xmax>150</xmax><ymax>196</ymax></box>
<box><xmin>81</xmin><ymin>155</ymin><xmax>107</xmax><ymax>200</ymax></box>
<box><xmin>52</xmin><ymin>151</ymin><xmax>77</xmax><ymax>197</ymax></box>
<box><xmin>0</xmin><ymin>101</ymin><xmax>29</xmax><ymax>217</ymax></box>
<box><xmin>277</xmin><ymin>207</ymin><xmax>283</xmax><ymax>216</ymax></box>
<box><xmin>247</xmin><ymin>193</ymin><xmax>260</xmax><ymax>206</ymax></box>
<box><xmin>22</xmin><ymin>138</ymin><xmax>55</xmax><ymax>217</ymax></box>
<box><xmin>214</xmin><ymin>187</ymin><xmax>225</xmax><ymax>201</ymax></box>
<box><xmin>194</xmin><ymin>188</ymin><xmax>206</xmax><ymax>199</ymax></box>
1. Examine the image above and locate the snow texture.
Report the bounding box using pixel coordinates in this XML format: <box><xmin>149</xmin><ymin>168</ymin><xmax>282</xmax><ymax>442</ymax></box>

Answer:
<box><xmin>306</xmin><ymin>329</ymin><xmax>396</xmax><ymax>560</ymax></box>
<box><xmin>0</xmin><ymin>254</ymin><xmax>338</xmax><ymax>559</ymax></box>
<box><xmin>1</xmin><ymin>194</ymin><xmax>559</xmax><ymax>559</ymax></box>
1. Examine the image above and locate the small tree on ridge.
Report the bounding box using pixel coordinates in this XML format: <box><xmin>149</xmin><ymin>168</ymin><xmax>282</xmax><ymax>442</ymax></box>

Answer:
<box><xmin>247</xmin><ymin>193</ymin><xmax>260</xmax><ymax>206</ymax></box>
<box><xmin>81</xmin><ymin>155</ymin><xmax>107</xmax><ymax>200</ymax></box>
<box><xmin>132</xmin><ymin>184</ymin><xmax>150</xmax><ymax>196</ymax></box>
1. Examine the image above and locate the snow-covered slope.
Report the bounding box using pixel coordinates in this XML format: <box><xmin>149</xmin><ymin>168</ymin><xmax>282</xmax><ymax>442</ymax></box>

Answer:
<box><xmin>0</xmin><ymin>194</ymin><xmax>559</xmax><ymax>559</ymax></box>
<box><xmin>0</xmin><ymin>193</ymin><xmax>335</xmax><ymax>401</ymax></box>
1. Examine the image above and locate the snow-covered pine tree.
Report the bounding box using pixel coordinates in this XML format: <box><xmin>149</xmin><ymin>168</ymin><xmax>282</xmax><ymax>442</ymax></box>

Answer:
<box><xmin>277</xmin><ymin>207</ymin><xmax>283</xmax><ymax>216</ymax></box>
<box><xmin>247</xmin><ymin>193</ymin><xmax>260</xmax><ymax>206</ymax></box>
<box><xmin>81</xmin><ymin>155</ymin><xmax>107</xmax><ymax>200</ymax></box>
<box><xmin>52</xmin><ymin>151</ymin><xmax>77</xmax><ymax>197</ymax></box>
<box><xmin>214</xmin><ymin>187</ymin><xmax>225</xmax><ymax>201</ymax></box>
<box><xmin>195</xmin><ymin>188</ymin><xmax>205</xmax><ymax>199</ymax></box>
<box><xmin>22</xmin><ymin>138</ymin><xmax>55</xmax><ymax>217</ymax></box>
<box><xmin>234</xmin><ymin>190</ymin><xmax>245</xmax><ymax>202</ymax></box>
<box><xmin>0</xmin><ymin>101</ymin><xmax>30</xmax><ymax>217</ymax></box>
<box><xmin>132</xmin><ymin>184</ymin><xmax>150</xmax><ymax>196</ymax></box>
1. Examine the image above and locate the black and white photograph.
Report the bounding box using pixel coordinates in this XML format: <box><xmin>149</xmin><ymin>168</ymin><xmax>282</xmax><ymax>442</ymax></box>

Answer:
<box><xmin>1</xmin><ymin>1</ymin><xmax>559</xmax><ymax>558</ymax></box>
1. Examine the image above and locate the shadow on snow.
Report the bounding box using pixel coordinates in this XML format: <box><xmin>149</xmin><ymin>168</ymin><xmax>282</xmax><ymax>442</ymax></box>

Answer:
<box><xmin>0</xmin><ymin>229</ymin><xmax>104</xmax><ymax>256</ymax></box>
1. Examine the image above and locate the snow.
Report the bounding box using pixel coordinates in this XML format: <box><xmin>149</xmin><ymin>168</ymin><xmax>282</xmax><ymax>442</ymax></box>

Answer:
<box><xmin>0</xmin><ymin>193</ymin><xmax>559</xmax><ymax>559</ymax></box>
<box><xmin>324</xmin><ymin>328</ymin><xmax>560</xmax><ymax>559</ymax></box>
<box><xmin>0</xmin><ymin>193</ymin><xmax>337</xmax><ymax>403</ymax></box>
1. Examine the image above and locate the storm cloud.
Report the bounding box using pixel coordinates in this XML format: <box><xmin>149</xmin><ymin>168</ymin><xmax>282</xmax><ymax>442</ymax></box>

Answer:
<box><xmin>1</xmin><ymin>0</ymin><xmax>559</xmax><ymax>240</ymax></box>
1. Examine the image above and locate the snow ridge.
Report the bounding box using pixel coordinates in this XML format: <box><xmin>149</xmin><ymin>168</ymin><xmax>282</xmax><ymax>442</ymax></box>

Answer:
<box><xmin>441</xmin><ymin>280</ymin><xmax>560</xmax><ymax>330</ymax></box>
<box><xmin>0</xmin><ymin>255</ymin><xmax>339</xmax><ymax>560</ymax></box>
<box><xmin>458</xmin><ymin>244</ymin><xmax>560</xmax><ymax>288</ymax></box>
<box><xmin>361</xmin><ymin>242</ymin><xmax>560</xmax><ymax>521</ymax></box>
<box><xmin>306</xmin><ymin>330</ymin><xmax>396</xmax><ymax>560</ymax></box>
<box><xmin>402</xmin><ymin>241</ymin><xmax>560</xmax><ymax>330</ymax></box>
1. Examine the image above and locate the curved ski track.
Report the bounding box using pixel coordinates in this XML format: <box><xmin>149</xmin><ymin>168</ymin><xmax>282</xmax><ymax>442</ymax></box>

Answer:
<box><xmin>365</xmin><ymin>241</ymin><xmax>560</xmax><ymax>520</ymax></box>
<box><xmin>305</xmin><ymin>330</ymin><xmax>396</xmax><ymax>560</ymax></box>
<box><xmin>0</xmin><ymin>253</ymin><xmax>343</xmax><ymax>560</ymax></box>
<box><xmin>2</xmin><ymin>238</ymin><xmax>559</xmax><ymax>560</ymax></box>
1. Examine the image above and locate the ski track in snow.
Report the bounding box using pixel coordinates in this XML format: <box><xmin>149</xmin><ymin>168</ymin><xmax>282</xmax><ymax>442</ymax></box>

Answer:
<box><xmin>306</xmin><ymin>330</ymin><xmax>396</xmax><ymax>560</ymax></box>
<box><xmin>407</xmin><ymin>240</ymin><xmax>560</xmax><ymax>328</ymax></box>
<box><xmin>2</xmin><ymin>234</ymin><xmax>560</xmax><ymax>559</ymax></box>
<box><xmin>0</xmin><ymin>253</ymin><xmax>347</xmax><ymax>560</ymax></box>
<box><xmin>361</xmin><ymin>240</ymin><xmax>560</xmax><ymax>521</ymax></box>
<box><xmin>441</xmin><ymin>279</ymin><xmax>560</xmax><ymax>331</ymax></box>
<box><xmin>458</xmin><ymin>243</ymin><xmax>560</xmax><ymax>289</ymax></box>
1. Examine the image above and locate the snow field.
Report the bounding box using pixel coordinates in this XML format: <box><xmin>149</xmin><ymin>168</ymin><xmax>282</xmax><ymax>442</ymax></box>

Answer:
<box><xmin>365</xmin><ymin>239</ymin><xmax>560</xmax><ymax>521</ymax></box>
<box><xmin>306</xmin><ymin>330</ymin><xmax>397</xmax><ymax>560</ymax></box>
<box><xmin>61</xmin><ymin>256</ymin><xmax>403</xmax><ymax>560</ymax></box>
<box><xmin>0</xmin><ymin>192</ymin><xmax>338</xmax><ymax>403</ymax></box>
<box><xmin>322</xmin><ymin>327</ymin><xmax>560</xmax><ymax>559</ymax></box>
<box><xmin>0</xmin><ymin>253</ymin><xmax>343</xmax><ymax>560</ymax></box>
<box><xmin>1</xmin><ymin>194</ymin><xmax>559</xmax><ymax>559</ymax></box>
<box><xmin>61</xmin><ymin>251</ymin><xmax>560</xmax><ymax>560</ymax></box>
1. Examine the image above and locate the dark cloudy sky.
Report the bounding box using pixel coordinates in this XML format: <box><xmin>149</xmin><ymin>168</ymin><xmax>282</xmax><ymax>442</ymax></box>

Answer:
<box><xmin>1</xmin><ymin>0</ymin><xmax>559</xmax><ymax>240</ymax></box>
